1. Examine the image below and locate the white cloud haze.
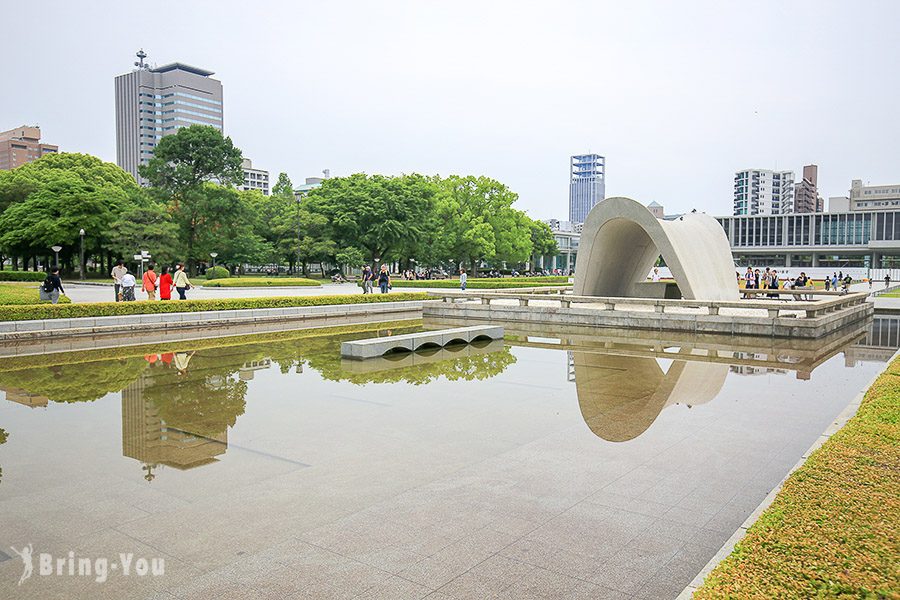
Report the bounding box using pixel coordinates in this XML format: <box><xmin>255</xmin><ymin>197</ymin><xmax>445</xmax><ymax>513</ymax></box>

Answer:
<box><xmin>3</xmin><ymin>0</ymin><xmax>898</xmax><ymax>218</ymax></box>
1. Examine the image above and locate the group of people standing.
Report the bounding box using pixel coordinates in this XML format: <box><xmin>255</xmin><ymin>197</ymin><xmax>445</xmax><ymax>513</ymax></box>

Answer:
<box><xmin>110</xmin><ymin>260</ymin><xmax>192</xmax><ymax>302</ymax></box>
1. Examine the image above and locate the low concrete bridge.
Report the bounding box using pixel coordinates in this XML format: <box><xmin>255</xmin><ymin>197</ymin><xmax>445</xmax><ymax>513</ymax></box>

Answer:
<box><xmin>340</xmin><ymin>325</ymin><xmax>504</xmax><ymax>360</ymax></box>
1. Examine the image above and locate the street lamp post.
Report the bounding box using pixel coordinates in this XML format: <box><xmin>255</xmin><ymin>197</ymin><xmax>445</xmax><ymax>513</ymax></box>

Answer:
<box><xmin>209</xmin><ymin>252</ymin><xmax>218</xmax><ymax>268</ymax></box>
<box><xmin>50</xmin><ymin>245</ymin><xmax>62</xmax><ymax>270</ymax></box>
<box><xmin>79</xmin><ymin>229</ymin><xmax>85</xmax><ymax>280</ymax></box>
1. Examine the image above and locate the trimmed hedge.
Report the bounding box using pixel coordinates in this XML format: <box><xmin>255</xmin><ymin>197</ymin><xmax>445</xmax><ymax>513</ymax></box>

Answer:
<box><xmin>203</xmin><ymin>277</ymin><xmax>321</xmax><ymax>288</ymax></box>
<box><xmin>0</xmin><ymin>283</ymin><xmax>72</xmax><ymax>305</ymax></box>
<box><xmin>0</xmin><ymin>271</ymin><xmax>47</xmax><ymax>282</ymax></box>
<box><xmin>362</xmin><ymin>276</ymin><xmax>570</xmax><ymax>290</ymax></box>
<box><xmin>204</xmin><ymin>266</ymin><xmax>230</xmax><ymax>280</ymax></box>
<box><xmin>695</xmin><ymin>356</ymin><xmax>900</xmax><ymax>599</ymax></box>
<box><xmin>0</xmin><ymin>292</ymin><xmax>428</xmax><ymax>321</ymax></box>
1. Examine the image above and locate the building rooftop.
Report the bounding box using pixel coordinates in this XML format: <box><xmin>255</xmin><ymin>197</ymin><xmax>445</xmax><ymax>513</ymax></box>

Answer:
<box><xmin>151</xmin><ymin>62</ymin><xmax>215</xmax><ymax>77</ymax></box>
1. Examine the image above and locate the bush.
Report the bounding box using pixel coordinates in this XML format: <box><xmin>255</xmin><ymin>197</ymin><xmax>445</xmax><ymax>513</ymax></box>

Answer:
<box><xmin>204</xmin><ymin>277</ymin><xmax>321</xmax><ymax>287</ymax></box>
<box><xmin>0</xmin><ymin>292</ymin><xmax>429</xmax><ymax>321</ymax></box>
<box><xmin>0</xmin><ymin>283</ymin><xmax>72</xmax><ymax>305</ymax></box>
<box><xmin>0</xmin><ymin>271</ymin><xmax>47</xmax><ymax>282</ymax></box>
<box><xmin>204</xmin><ymin>266</ymin><xmax>230</xmax><ymax>280</ymax></box>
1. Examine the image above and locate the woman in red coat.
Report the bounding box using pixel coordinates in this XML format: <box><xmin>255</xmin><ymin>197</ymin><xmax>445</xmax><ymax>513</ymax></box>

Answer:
<box><xmin>158</xmin><ymin>266</ymin><xmax>173</xmax><ymax>300</ymax></box>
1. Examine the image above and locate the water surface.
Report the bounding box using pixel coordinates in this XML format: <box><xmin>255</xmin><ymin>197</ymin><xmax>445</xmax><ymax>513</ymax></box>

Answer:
<box><xmin>0</xmin><ymin>318</ymin><xmax>894</xmax><ymax>599</ymax></box>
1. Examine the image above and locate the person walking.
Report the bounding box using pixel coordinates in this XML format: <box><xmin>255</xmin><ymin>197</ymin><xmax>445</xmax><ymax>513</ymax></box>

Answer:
<box><xmin>158</xmin><ymin>266</ymin><xmax>173</xmax><ymax>300</ymax></box>
<box><xmin>885</xmin><ymin>273</ymin><xmax>891</xmax><ymax>289</ymax></box>
<box><xmin>459</xmin><ymin>268</ymin><xmax>468</xmax><ymax>291</ymax></box>
<box><xmin>111</xmin><ymin>259</ymin><xmax>127</xmax><ymax>302</ymax></box>
<box><xmin>377</xmin><ymin>265</ymin><xmax>391</xmax><ymax>294</ymax></box>
<box><xmin>824</xmin><ymin>275</ymin><xmax>831</xmax><ymax>291</ymax></box>
<box><xmin>121</xmin><ymin>269</ymin><xmax>137</xmax><ymax>301</ymax></box>
<box><xmin>142</xmin><ymin>264</ymin><xmax>158</xmax><ymax>300</ymax></box>
<box><xmin>173</xmin><ymin>263</ymin><xmax>191</xmax><ymax>300</ymax></box>
<box><xmin>40</xmin><ymin>267</ymin><xmax>65</xmax><ymax>304</ymax></box>
<box><xmin>362</xmin><ymin>265</ymin><xmax>373</xmax><ymax>294</ymax></box>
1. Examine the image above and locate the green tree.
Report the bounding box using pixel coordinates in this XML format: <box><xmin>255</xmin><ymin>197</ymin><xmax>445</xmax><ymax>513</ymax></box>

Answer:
<box><xmin>0</xmin><ymin>153</ymin><xmax>139</xmax><ymax>272</ymax></box>
<box><xmin>271</xmin><ymin>172</ymin><xmax>294</xmax><ymax>198</ymax></box>
<box><xmin>335</xmin><ymin>247</ymin><xmax>365</xmax><ymax>273</ymax></box>
<box><xmin>105</xmin><ymin>190</ymin><xmax>180</xmax><ymax>268</ymax></box>
<box><xmin>528</xmin><ymin>218</ymin><xmax>558</xmax><ymax>270</ymax></box>
<box><xmin>305</xmin><ymin>173</ymin><xmax>438</xmax><ymax>264</ymax></box>
<box><xmin>139</xmin><ymin>126</ymin><xmax>244</xmax><ymax>273</ymax></box>
<box><xmin>139</xmin><ymin>125</ymin><xmax>243</xmax><ymax>190</ymax></box>
<box><xmin>433</xmin><ymin>175</ymin><xmax>533</xmax><ymax>274</ymax></box>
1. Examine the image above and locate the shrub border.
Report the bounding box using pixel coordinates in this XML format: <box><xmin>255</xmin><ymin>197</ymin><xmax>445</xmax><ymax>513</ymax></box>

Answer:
<box><xmin>0</xmin><ymin>292</ymin><xmax>429</xmax><ymax>322</ymax></box>
<box><xmin>687</xmin><ymin>349</ymin><xmax>900</xmax><ymax>598</ymax></box>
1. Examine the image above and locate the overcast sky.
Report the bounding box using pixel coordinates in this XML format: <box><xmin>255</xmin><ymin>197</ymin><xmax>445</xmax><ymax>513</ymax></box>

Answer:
<box><xmin>3</xmin><ymin>0</ymin><xmax>898</xmax><ymax>218</ymax></box>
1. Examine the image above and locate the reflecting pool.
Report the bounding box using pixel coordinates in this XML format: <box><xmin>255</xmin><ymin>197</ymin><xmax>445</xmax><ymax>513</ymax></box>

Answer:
<box><xmin>0</xmin><ymin>316</ymin><xmax>895</xmax><ymax>599</ymax></box>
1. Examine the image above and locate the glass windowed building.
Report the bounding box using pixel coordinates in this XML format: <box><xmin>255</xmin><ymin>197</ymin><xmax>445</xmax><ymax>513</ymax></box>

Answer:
<box><xmin>115</xmin><ymin>52</ymin><xmax>224</xmax><ymax>184</ymax></box>
<box><xmin>716</xmin><ymin>210</ymin><xmax>900</xmax><ymax>268</ymax></box>
<box><xmin>569</xmin><ymin>154</ymin><xmax>605</xmax><ymax>223</ymax></box>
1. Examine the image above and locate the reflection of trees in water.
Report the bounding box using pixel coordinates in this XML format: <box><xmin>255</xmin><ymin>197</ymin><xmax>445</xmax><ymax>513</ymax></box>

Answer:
<box><xmin>0</xmin><ymin>325</ymin><xmax>514</xmax><ymax>415</ymax></box>
<box><xmin>141</xmin><ymin>351</ymin><xmax>249</xmax><ymax>438</ymax></box>
<box><xmin>0</xmin><ymin>359</ymin><xmax>148</xmax><ymax>403</ymax></box>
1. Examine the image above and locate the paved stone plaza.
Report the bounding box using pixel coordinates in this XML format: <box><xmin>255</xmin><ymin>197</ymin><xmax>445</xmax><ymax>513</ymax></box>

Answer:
<box><xmin>0</xmin><ymin>325</ymin><xmax>888</xmax><ymax>599</ymax></box>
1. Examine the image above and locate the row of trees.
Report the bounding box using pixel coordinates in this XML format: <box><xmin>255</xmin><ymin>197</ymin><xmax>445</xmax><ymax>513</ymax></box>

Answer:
<box><xmin>0</xmin><ymin>125</ymin><xmax>557</xmax><ymax>276</ymax></box>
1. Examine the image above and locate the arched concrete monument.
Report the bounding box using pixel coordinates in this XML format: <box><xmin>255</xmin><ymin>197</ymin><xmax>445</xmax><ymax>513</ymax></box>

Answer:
<box><xmin>573</xmin><ymin>197</ymin><xmax>739</xmax><ymax>301</ymax></box>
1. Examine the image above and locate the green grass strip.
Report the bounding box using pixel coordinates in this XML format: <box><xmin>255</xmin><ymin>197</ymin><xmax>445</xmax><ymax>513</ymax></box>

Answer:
<box><xmin>695</xmin><ymin>356</ymin><xmax>900</xmax><ymax>599</ymax></box>
<box><xmin>0</xmin><ymin>282</ymin><xmax>72</xmax><ymax>305</ymax></box>
<box><xmin>202</xmin><ymin>277</ymin><xmax>321</xmax><ymax>287</ymax></box>
<box><xmin>0</xmin><ymin>292</ymin><xmax>428</xmax><ymax>322</ymax></box>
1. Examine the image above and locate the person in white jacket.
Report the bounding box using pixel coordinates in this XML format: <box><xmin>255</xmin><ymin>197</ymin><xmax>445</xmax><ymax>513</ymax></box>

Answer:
<box><xmin>173</xmin><ymin>264</ymin><xmax>192</xmax><ymax>300</ymax></box>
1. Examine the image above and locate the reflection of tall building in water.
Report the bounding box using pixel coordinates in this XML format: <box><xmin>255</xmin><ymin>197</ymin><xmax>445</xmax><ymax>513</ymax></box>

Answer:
<box><xmin>239</xmin><ymin>359</ymin><xmax>271</xmax><ymax>381</ymax></box>
<box><xmin>844</xmin><ymin>315</ymin><xmax>900</xmax><ymax>366</ymax></box>
<box><xmin>0</xmin><ymin>387</ymin><xmax>49</xmax><ymax>408</ymax></box>
<box><xmin>121</xmin><ymin>372</ymin><xmax>227</xmax><ymax>480</ymax></box>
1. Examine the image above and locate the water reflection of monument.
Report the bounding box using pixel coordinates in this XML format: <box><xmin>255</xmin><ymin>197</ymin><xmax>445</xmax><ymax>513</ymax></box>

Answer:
<box><xmin>573</xmin><ymin>352</ymin><xmax>728</xmax><ymax>442</ymax></box>
<box><xmin>505</xmin><ymin>316</ymin><xmax>894</xmax><ymax>442</ymax></box>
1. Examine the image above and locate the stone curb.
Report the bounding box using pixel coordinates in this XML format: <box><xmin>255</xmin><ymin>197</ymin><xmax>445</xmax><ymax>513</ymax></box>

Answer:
<box><xmin>676</xmin><ymin>346</ymin><xmax>900</xmax><ymax>599</ymax></box>
<box><xmin>0</xmin><ymin>301</ymin><xmax>430</xmax><ymax>341</ymax></box>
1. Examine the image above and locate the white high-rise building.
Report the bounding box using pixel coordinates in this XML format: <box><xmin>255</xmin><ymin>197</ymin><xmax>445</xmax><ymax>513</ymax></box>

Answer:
<box><xmin>239</xmin><ymin>158</ymin><xmax>269</xmax><ymax>195</ymax></box>
<box><xmin>733</xmin><ymin>168</ymin><xmax>795</xmax><ymax>215</ymax></box>
<box><xmin>115</xmin><ymin>50</ymin><xmax>224</xmax><ymax>183</ymax></box>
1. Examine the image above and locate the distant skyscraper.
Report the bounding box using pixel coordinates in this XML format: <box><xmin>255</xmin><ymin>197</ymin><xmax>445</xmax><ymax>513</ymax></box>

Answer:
<box><xmin>0</xmin><ymin>125</ymin><xmax>58</xmax><ymax>171</ymax></box>
<box><xmin>794</xmin><ymin>164</ymin><xmax>823</xmax><ymax>213</ymax></box>
<box><xmin>733</xmin><ymin>168</ymin><xmax>795</xmax><ymax>215</ymax></box>
<box><xmin>115</xmin><ymin>50</ymin><xmax>224</xmax><ymax>183</ymax></box>
<box><xmin>569</xmin><ymin>154</ymin><xmax>605</xmax><ymax>223</ymax></box>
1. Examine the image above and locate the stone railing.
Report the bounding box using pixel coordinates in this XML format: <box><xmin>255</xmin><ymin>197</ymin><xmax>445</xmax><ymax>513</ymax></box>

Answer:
<box><xmin>426</xmin><ymin>289</ymin><xmax>869</xmax><ymax>320</ymax></box>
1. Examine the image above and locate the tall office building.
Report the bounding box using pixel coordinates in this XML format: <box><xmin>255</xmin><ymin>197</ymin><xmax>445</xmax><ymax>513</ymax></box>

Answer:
<box><xmin>569</xmin><ymin>154</ymin><xmax>605</xmax><ymax>223</ymax></box>
<box><xmin>794</xmin><ymin>164</ymin><xmax>824</xmax><ymax>213</ymax></box>
<box><xmin>115</xmin><ymin>50</ymin><xmax>224</xmax><ymax>183</ymax></box>
<box><xmin>0</xmin><ymin>125</ymin><xmax>58</xmax><ymax>170</ymax></box>
<box><xmin>733</xmin><ymin>168</ymin><xmax>795</xmax><ymax>215</ymax></box>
